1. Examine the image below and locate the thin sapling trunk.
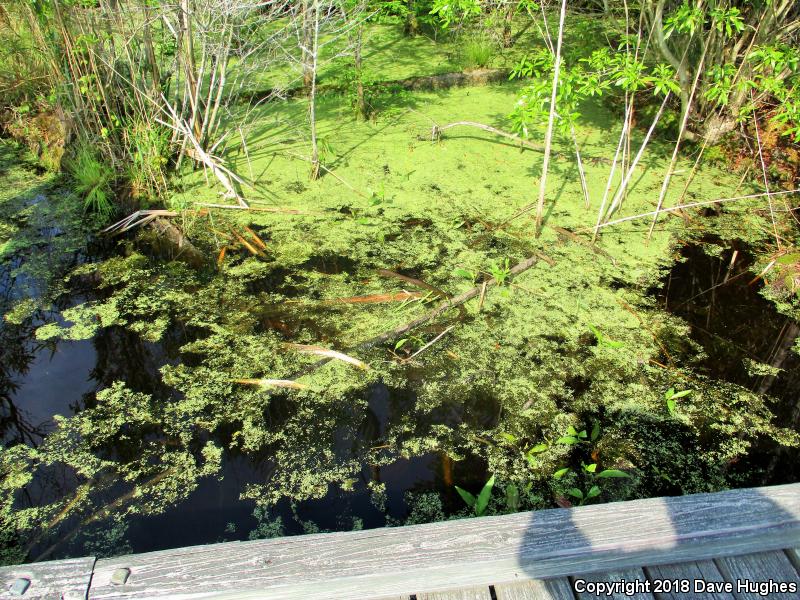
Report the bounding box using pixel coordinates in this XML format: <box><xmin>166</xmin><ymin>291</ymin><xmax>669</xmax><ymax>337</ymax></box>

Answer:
<box><xmin>534</xmin><ymin>0</ymin><xmax>567</xmax><ymax>237</ymax></box>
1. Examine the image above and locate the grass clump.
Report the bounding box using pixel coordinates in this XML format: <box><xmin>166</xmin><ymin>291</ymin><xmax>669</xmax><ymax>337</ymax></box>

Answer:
<box><xmin>65</xmin><ymin>142</ymin><xmax>114</xmax><ymax>219</ymax></box>
<box><xmin>458</xmin><ymin>36</ymin><xmax>496</xmax><ymax>70</ymax></box>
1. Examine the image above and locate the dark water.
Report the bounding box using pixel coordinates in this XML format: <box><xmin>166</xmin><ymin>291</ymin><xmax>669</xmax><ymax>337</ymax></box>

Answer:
<box><xmin>657</xmin><ymin>238</ymin><xmax>800</xmax><ymax>484</ymax></box>
<box><xmin>2</xmin><ymin>237</ymin><xmax>485</xmax><ymax>556</ymax></box>
<box><xmin>2</xmin><ymin>310</ymin><xmax>484</xmax><ymax>555</ymax></box>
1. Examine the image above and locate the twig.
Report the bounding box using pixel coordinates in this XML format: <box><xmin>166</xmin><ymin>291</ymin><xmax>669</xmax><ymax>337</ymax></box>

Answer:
<box><xmin>586</xmin><ymin>189</ymin><xmax>800</xmax><ymax>231</ymax></box>
<box><xmin>751</xmin><ymin>90</ymin><xmax>781</xmax><ymax>250</ymax></box>
<box><xmin>195</xmin><ymin>203</ymin><xmax>305</xmax><ymax>214</ymax></box>
<box><xmin>401</xmin><ymin>325</ymin><xmax>455</xmax><ymax>363</ymax></box>
<box><xmin>376</xmin><ymin>269</ymin><xmax>449</xmax><ymax>299</ymax></box>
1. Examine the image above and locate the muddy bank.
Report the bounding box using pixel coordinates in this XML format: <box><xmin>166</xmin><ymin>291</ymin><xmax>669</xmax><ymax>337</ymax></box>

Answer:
<box><xmin>244</xmin><ymin>68</ymin><xmax>511</xmax><ymax>104</ymax></box>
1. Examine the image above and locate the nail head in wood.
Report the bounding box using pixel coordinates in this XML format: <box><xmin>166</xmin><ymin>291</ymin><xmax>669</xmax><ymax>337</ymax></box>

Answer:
<box><xmin>110</xmin><ymin>568</ymin><xmax>131</xmax><ymax>585</ymax></box>
<box><xmin>9</xmin><ymin>577</ymin><xmax>30</xmax><ymax>596</ymax></box>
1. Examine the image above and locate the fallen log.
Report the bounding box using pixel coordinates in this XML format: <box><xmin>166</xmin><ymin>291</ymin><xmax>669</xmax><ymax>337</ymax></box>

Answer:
<box><xmin>148</xmin><ymin>217</ymin><xmax>207</xmax><ymax>269</ymax></box>
<box><xmin>244</xmin><ymin>69</ymin><xmax>511</xmax><ymax>104</ymax></box>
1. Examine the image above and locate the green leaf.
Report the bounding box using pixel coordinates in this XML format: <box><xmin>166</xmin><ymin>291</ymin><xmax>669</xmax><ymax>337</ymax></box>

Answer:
<box><xmin>394</xmin><ymin>338</ymin><xmax>408</xmax><ymax>351</ymax></box>
<box><xmin>455</xmin><ymin>486</ymin><xmax>476</xmax><ymax>508</ymax></box>
<box><xmin>590</xmin><ymin>421</ymin><xmax>600</xmax><ymax>442</ymax></box>
<box><xmin>556</xmin><ymin>436</ymin><xmax>579</xmax><ymax>445</ymax></box>
<box><xmin>506</xmin><ymin>484</ymin><xmax>520</xmax><ymax>512</ymax></box>
<box><xmin>667</xmin><ymin>398</ymin><xmax>676</xmax><ymax>415</ymax></box>
<box><xmin>453</xmin><ymin>268</ymin><xmax>474</xmax><ymax>281</ymax></box>
<box><xmin>578</xmin><ymin>430</ymin><xmax>588</xmax><ymax>439</ymax></box>
<box><xmin>596</xmin><ymin>469</ymin><xmax>631</xmax><ymax>479</ymax></box>
<box><xmin>553</xmin><ymin>467</ymin><xmax>570</xmax><ymax>479</ymax></box>
<box><xmin>528</xmin><ymin>443</ymin><xmax>548</xmax><ymax>454</ymax></box>
<box><xmin>671</xmin><ymin>390</ymin><xmax>691</xmax><ymax>399</ymax></box>
<box><xmin>567</xmin><ymin>488</ymin><xmax>584</xmax><ymax>500</ymax></box>
<box><xmin>586</xmin><ymin>485</ymin><xmax>601</xmax><ymax>499</ymax></box>
<box><xmin>500</xmin><ymin>432</ymin><xmax>517</xmax><ymax>443</ymax></box>
<box><xmin>475</xmin><ymin>475</ymin><xmax>495</xmax><ymax>516</ymax></box>
<box><xmin>566</xmin><ymin>425</ymin><xmax>577</xmax><ymax>436</ymax></box>
<box><xmin>664</xmin><ymin>387</ymin><xmax>676</xmax><ymax>400</ymax></box>
<box><xmin>584</xmin><ymin>463</ymin><xmax>598</xmax><ymax>473</ymax></box>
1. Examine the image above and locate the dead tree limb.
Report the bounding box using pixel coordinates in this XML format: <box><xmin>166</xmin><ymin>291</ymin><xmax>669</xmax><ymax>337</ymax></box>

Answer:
<box><xmin>431</xmin><ymin>121</ymin><xmax>543</xmax><ymax>152</ymax></box>
<box><xmin>361</xmin><ymin>253</ymin><xmax>543</xmax><ymax>349</ymax></box>
<box><xmin>294</xmin><ymin>253</ymin><xmax>546</xmax><ymax>378</ymax></box>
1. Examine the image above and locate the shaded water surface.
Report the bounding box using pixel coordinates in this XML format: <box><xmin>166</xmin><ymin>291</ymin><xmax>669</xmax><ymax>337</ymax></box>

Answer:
<box><xmin>657</xmin><ymin>239</ymin><xmax>800</xmax><ymax>484</ymax></box>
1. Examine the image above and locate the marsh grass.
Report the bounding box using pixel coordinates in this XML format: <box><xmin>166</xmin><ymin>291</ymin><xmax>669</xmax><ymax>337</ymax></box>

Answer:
<box><xmin>66</xmin><ymin>143</ymin><xmax>114</xmax><ymax>219</ymax></box>
<box><xmin>458</xmin><ymin>36</ymin><xmax>496</xmax><ymax>70</ymax></box>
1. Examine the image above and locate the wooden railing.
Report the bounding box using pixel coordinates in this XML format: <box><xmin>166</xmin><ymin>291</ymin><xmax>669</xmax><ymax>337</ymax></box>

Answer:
<box><xmin>2</xmin><ymin>484</ymin><xmax>799</xmax><ymax>599</ymax></box>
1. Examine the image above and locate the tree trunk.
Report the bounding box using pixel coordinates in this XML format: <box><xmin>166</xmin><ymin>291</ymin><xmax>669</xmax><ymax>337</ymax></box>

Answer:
<box><xmin>651</xmin><ymin>0</ymin><xmax>690</xmax><ymax>125</ymax></box>
<box><xmin>502</xmin><ymin>4</ymin><xmax>514</xmax><ymax>48</ymax></box>
<box><xmin>308</xmin><ymin>1</ymin><xmax>320</xmax><ymax>179</ymax></box>
<box><xmin>302</xmin><ymin>0</ymin><xmax>315</xmax><ymax>92</ymax></box>
<box><xmin>404</xmin><ymin>0</ymin><xmax>419</xmax><ymax>36</ymax></box>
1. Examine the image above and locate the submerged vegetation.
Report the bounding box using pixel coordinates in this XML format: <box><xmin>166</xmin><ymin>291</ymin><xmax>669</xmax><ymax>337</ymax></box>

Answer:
<box><xmin>1</xmin><ymin>0</ymin><xmax>800</xmax><ymax>564</ymax></box>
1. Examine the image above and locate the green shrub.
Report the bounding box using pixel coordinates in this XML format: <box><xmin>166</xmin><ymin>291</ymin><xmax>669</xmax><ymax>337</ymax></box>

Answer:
<box><xmin>66</xmin><ymin>143</ymin><xmax>114</xmax><ymax>219</ymax></box>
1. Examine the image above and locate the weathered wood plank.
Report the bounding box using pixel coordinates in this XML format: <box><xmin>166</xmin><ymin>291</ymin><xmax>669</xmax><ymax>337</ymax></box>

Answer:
<box><xmin>79</xmin><ymin>484</ymin><xmax>800</xmax><ymax>599</ymax></box>
<box><xmin>716</xmin><ymin>551</ymin><xmax>800</xmax><ymax>599</ymax></box>
<box><xmin>572</xmin><ymin>568</ymin><xmax>655</xmax><ymax>599</ymax></box>
<box><xmin>417</xmin><ymin>587</ymin><xmax>492</xmax><ymax>600</ymax></box>
<box><xmin>494</xmin><ymin>578</ymin><xmax>575</xmax><ymax>599</ymax></box>
<box><xmin>786</xmin><ymin>548</ymin><xmax>800</xmax><ymax>572</ymax></box>
<box><xmin>645</xmin><ymin>560</ymin><xmax>733</xmax><ymax>599</ymax></box>
<box><xmin>0</xmin><ymin>556</ymin><xmax>95</xmax><ymax>600</ymax></box>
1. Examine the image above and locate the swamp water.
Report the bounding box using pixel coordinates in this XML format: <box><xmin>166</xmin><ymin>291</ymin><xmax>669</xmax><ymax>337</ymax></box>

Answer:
<box><xmin>2</xmin><ymin>84</ymin><xmax>799</xmax><ymax>562</ymax></box>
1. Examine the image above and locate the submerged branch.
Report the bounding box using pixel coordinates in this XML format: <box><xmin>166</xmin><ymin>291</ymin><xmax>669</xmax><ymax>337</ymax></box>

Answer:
<box><xmin>292</xmin><ymin>252</ymin><xmax>547</xmax><ymax>380</ymax></box>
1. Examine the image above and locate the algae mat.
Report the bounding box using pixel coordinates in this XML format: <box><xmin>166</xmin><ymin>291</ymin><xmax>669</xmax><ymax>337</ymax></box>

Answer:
<box><xmin>5</xmin><ymin>84</ymin><xmax>797</xmax><ymax>559</ymax></box>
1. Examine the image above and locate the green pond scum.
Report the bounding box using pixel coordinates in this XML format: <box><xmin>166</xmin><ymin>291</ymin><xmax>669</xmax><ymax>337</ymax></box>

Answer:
<box><xmin>1</xmin><ymin>5</ymin><xmax>800</xmax><ymax>566</ymax></box>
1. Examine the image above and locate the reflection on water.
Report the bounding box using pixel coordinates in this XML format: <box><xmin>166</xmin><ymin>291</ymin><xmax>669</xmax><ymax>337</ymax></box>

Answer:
<box><xmin>658</xmin><ymin>239</ymin><xmax>800</xmax><ymax>485</ymax></box>
<box><xmin>2</xmin><ymin>289</ymin><xmax>481</xmax><ymax>556</ymax></box>
<box><xmin>8</xmin><ymin>339</ymin><xmax>96</xmax><ymax>434</ymax></box>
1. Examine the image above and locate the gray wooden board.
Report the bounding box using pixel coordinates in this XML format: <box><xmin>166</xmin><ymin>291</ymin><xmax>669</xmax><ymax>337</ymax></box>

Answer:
<box><xmin>0</xmin><ymin>556</ymin><xmax>95</xmax><ymax>600</ymax></box>
<box><xmin>716</xmin><ymin>551</ymin><xmax>800</xmax><ymax>599</ymax></box>
<box><xmin>494</xmin><ymin>578</ymin><xmax>575</xmax><ymax>600</ymax></box>
<box><xmin>645</xmin><ymin>560</ymin><xmax>734</xmax><ymax>599</ymax></box>
<box><xmin>417</xmin><ymin>587</ymin><xmax>492</xmax><ymax>600</ymax></box>
<box><xmin>50</xmin><ymin>484</ymin><xmax>800</xmax><ymax>600</ymax></box>
<box><xmin>786</xmin><ymin>548</ymin><xmax>800</xmax><ymax>571</ymax></box>
<box><xmin>572</xmin><ymin>567</ymin><xmax>654</xmax><ymax>600</ymax></box>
